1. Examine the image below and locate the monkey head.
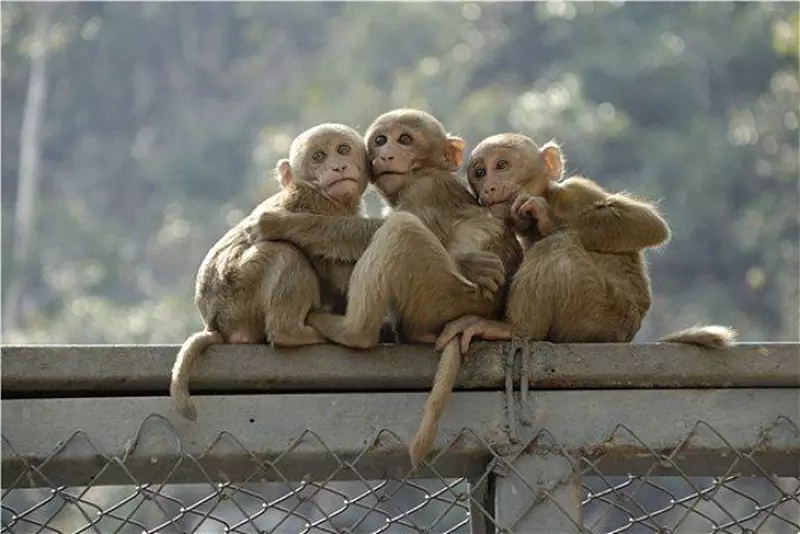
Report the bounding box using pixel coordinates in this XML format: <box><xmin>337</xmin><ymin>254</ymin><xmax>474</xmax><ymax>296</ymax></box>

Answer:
<box><xmin>277</xmin><ymin>123</ymin><xmax>369</xmax><ymax>206</ymax></box>
<box><xmin>466</xmin><ymin>133</ymin><xmax>564</xmax><ymax>219</ymax></box>
<box><xmin>365</xmin><ymin>109</ymin><xmax>466</xmax><ymax>199</ymax></box>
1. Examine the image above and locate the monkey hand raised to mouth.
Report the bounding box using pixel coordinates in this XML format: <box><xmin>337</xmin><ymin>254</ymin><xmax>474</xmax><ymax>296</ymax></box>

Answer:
<box><xmin>437</xmin><ymin>132</ymin><xmax>736</xmax><ymax>353</ymax></box>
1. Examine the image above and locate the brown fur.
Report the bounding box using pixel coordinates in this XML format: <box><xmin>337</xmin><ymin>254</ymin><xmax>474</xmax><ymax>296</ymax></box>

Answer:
<box><xmin>171</xmin><ymin>123</ymin><xmax>371</xmax><ymax>421</ymax></box>
<box><xmin>245</xmin><ymin>109</ymin><xmax>523</xmax><ymax>467</ymax></box>
<box><xmin>437</xmin><ymin>132</ymin><xmax>737</xmax><ymax>353</ymax></box>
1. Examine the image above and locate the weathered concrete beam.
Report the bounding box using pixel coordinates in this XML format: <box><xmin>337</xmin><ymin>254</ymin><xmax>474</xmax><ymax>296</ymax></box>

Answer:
<box><xmin>2</xmin><ymin>389</ymin><xmax>797</xmax><ymax>488</ymax></box>
<box><xmin>1</xmin><ymin>342</ymin><xmax>797</xmax><ymax>397</ymax></box>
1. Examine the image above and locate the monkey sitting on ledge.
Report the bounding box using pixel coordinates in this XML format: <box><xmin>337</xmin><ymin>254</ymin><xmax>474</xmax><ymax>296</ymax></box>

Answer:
<box><xmin>437</xmin><ymin>133</ymin><xmax>737</xmax><ymax>352</ymax></box>
<box><xmin>243</xmin><ymin>109</ymin><xmax>524</xmax><ymax>468</ymax></box>
<box><xmin>171</xmin><ymin>123</ymin><xmax>373</xmax><ymax>421</ymax></box>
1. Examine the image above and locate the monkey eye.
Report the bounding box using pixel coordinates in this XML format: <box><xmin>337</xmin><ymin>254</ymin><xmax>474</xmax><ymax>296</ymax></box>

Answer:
<box><xmin>398</xmin><ymin>133</ymin><xmax>413</xmax><ymax>145</ymax></box>
<box><xmin>311</xmin><ymin>150</ymin><xmax>326</xmax><ymax>163</ymax></box>
<box><xmin>474</xmin><ymin>168</ymin><xmax>487</xmax><ymax>179</ymax></box>
<box><xmin>337</xmin><ymin>144</ymin><xmax>351</xmax><ymax>155</ymax></box>
<box><xmin>496</xmin><ymin>159</ymin><xmax>509</xmax><ymax>170</ymax></box>
<box><xmin>374</xmin><ymin>135</ymin><xmax>387</xmax><ymax>147</ymax></box>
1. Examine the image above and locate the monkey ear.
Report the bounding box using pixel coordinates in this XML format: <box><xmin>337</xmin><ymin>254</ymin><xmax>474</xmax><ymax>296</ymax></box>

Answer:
<box><xmin>444</xmin><ymin>136</ymin><xmax>467</xmax><ymax>170</ymax></box>
<box><xmin>275</xmin><ymin>159</ymin><xmax>293</xmax><ymax>188</ymax></box>
<box><xmin>540</xmin><ymin>141</ymin><xmax>564</xmax><ymax>181</ymax></box>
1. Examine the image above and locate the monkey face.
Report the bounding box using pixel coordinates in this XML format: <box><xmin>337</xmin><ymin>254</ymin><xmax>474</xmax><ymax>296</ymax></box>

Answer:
<box><xmin>306</xmin><ymin>136</ymin><xmax>367</xmax><ymax>202</ymax></box>
<box><xmin>467</xmin><ymin>145</ymin><xmax>528</xmax><ymax>219</ymax></box>
<box><xmin>467</xmin><ymin>134</ymin><xmax>563</xmax><ymax>219</ymax></box>
<box><xmin>282</xmin><ymin>124</ymin><xmax>370</xmax><ymax>204</ymax></box>
<box><xmin>365</xmin><ymin>123</ymin><xmax>424</xmax><ymax>196</ymax></box>
<box><xmin>365</xmin><ymin>109</ymin><xmax>466</xmax><ymax>198</ymax></box>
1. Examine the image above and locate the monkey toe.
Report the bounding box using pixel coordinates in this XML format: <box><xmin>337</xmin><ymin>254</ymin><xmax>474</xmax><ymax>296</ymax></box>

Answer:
<box><xmin>308</xmin><ymin>313</ymin><xmax>376</xmax><ymax>349</ymax></box>
<box><xmin>436</xmin><ymin>316</ymin><xmax>479</xmax><ymax>350</ymax></box>
<box><xmin>240</xmin><ymin>217</ymin><xmax>261</xmax><ymax>244</ymax></box>
<box><xmin>408</xmin><ymin>333</ymin><xmax>438</xmax><ymax>344</ymax></box>
<box><xmin>229</xmin><ymin>331</ymin><xmax>259</xmax><ymax>344</ymax></box>
<box><xmin>271</xmin><ymin>326</ymin><xmax>327</xmax><ymax>347</ymax></box>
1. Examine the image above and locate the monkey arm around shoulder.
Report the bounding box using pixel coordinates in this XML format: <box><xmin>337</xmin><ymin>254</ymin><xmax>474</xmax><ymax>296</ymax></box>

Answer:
<box><xmin>243</xmin><ymin>212</ymin><xmax>384</xmax><ymax>262</ymax></box>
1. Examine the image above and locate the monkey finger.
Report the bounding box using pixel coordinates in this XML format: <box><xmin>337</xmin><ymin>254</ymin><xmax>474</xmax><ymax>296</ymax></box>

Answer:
<box><xmin>415</xmin><ymin>333</ymin><xmax>438</xmax><ymax>344</ymax></box>
<box><xmin>477</xmin><ymin>276</ymin><xmax>501</xmax><ymax>296</ymax></box>
<box><xmin>435</xmin><ymin>316</ymin><xmax>476</xmax><ymax>350</ymax></box>
<box><xmin>242</xmin><ymin>220</ymin><xmax>265</xmax><ymax>244</ymax></box>
<box><xmin>435</xmin><ymin>328</ymin><xmax>459</xmax><ymax>351</ymax></box>
<box><xmin>511</xmin><ymin>195</ymin><xmax>527</xmax><ymax>216</ymax></box>
<box><xmin>456</xmin><ymin>272</ymin><xmax>479</xmax><ymax>292</ymax></box>
<box><xmin>460</xmin><ymin>329</ymin><xmax>476</xmax><ymax>353</ymax></box>
<box><xmin>521</xmin><ymin>199</ymin><xmax>540</xmax><ymax>218</ymax></box>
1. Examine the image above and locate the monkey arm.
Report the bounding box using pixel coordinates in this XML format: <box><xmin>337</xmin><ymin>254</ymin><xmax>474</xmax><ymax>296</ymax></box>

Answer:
<box><xmin>245</xmin><ymin>213</ymin><xmax>384</xmax><ymax>262</ymax></box>
<box><xmin>452</xmin><ymin>251</ymin><xmax>505</xmax><ymax>301</ymax></box>
<box><xmin>449</xmin><ymin>222</ymin><xmax>522</xmax><ymax>301</ymax></box>
<box><xmin>569</xmin><ymin>195</ymin><xmax>671</xmax><ymax>253</ymax></box>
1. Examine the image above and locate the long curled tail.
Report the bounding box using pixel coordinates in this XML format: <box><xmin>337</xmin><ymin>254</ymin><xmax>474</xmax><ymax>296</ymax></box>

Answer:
<box><xmin>170</xmin><ymin>330</ymin><xmax>224</xmax><ymax>421</ymax></box>
<box><xmin>657</xmin><ymin>325</ymin><xmax>737</xmax><ymax>349</ymax></box>
<box><xmin>409</xmin><ymin>339</ymin><xmax>462</xmax><ymax>469</ymax></box>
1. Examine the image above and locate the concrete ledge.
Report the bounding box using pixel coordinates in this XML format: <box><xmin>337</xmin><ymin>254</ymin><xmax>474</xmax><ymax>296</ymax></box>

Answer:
<box><xmin>1</xmin><ymin>342</ymin><xmax>798</xmax><ymax>397</ymax></box>
<box><xmin>3</xmin><ymin>390</ymin><xmax>797</xmax><ymax>488</ymax></box>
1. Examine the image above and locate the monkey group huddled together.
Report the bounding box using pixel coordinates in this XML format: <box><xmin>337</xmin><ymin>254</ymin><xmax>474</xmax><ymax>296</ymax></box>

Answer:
<box><xmin>171</xmin><ymin>109</ymin><xmax>737</xmax><ymax>467</ymax></box>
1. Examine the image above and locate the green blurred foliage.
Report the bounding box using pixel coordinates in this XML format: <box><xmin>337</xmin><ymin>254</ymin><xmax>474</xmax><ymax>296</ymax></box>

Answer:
<box><xmin>2</xmin><ymin>1</ymin><xmax>797</xmax><ymax>343</ymax></box>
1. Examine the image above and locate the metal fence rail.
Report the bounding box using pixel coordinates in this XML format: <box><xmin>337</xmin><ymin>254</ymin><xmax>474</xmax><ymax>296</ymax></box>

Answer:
<box><xmin>2</xmin><ymin>342</ymin><xmax>799</xmax><ymax>533</ymax></box>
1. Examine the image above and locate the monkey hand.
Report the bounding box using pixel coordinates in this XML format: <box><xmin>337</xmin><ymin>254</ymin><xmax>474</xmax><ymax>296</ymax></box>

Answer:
<box><xmin>435</xmin><ymin>315</ymin><xmax>512</xmax><ymax>353</ymax></box>
<box><xmin>511</xmin><ymin>195</ymin><xmax>553</xmax><ymax>236</ymax></box>
<box><xmin>241</xmin><ymin>213</ymin><xmax>288</xmax><ymax>244</ymax></box>
<box><xmin>455</xmin><ymin>251</ymin><xmax>505</xmax><ymax>301</ymax></box>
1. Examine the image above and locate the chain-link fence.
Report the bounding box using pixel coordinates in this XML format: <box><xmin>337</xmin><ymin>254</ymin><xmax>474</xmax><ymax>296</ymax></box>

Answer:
<box><xmin>2</xmin><ymin>343</ymin><xmax>799</xmax><ymax>533</ymax></box>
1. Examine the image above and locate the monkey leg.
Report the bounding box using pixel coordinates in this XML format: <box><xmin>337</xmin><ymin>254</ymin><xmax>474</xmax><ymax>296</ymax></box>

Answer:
<box><xmin>271</xmin><ymin>327</ymin><xmax>327</xmax><ymax>347</ymax></box>
<box><xmin>508</xmin><ymin>233</ymin><xmax>633</xmax><ymax>342</ymax></box>
<box><xmin>309</xmin><ymin>212</ymin><xmax>486</xmax><ymax>349</ymax></box>
<box><xmin>258</xmin><ymin>243</ymin><xmax>327</xmax><ymax>347</ymax></box>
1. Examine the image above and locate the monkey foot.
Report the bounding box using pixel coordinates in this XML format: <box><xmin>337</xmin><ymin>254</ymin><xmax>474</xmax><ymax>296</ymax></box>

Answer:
<box><xmin>308</xmin><ymin>312</ymin><xmax>377</xmax><ymax>349</ymax></box>
<box><xmin>435</xmin><ymin>316</ymin><xmax>513</xmax><ymax>353</ymax></box>
<box><xmin>271</xmin><ymin>325</ymin><xmax>328</xmax><ymax>347</ymax></box>
<box><xmin>229</xmin><ymin>330</ymin><xmax>261</xmax><ymax>344</ymax></box>
<box><xmin>406</xmin><ymin>333</ymin><xmax>438</xmax><ymax>344</ymax></box>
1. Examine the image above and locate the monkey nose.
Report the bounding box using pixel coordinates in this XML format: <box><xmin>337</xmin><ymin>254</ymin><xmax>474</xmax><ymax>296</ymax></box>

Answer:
<box><xmin>380</xmin><ymin>155</ymin><xmax>394</xmax><ymax>161</ymax></box>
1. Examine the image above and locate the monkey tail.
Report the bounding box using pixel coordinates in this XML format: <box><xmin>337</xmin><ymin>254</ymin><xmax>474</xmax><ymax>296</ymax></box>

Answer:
<box><xmin>170</xmin><ymin>330</ymin><xmax>224</xmax><ymax>421</ymax></box>
<box><xmin>656</xmin><ymin>325</ymin><xmax>737</xmax><ymax>349</ymax></box>
<box><xmin>409</xmin><ymin>339</ymin><xmax>462</xmax><ymax>469</ymax></box>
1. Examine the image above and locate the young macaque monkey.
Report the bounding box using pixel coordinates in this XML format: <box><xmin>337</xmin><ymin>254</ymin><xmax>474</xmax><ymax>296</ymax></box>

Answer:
<box><xmin>243</xmin><ymin>109</ymin><xmax>524</xmax><ymax>468</ymax></box>
<box><xmin>171</xmin><ymin>123</ymin><xmax>372</xmax><ymax>421</ymax></box>
<box><xmin>436</xmin><ymin>133</ymin><xmax>737</xmax><ymax>352</ymax></box>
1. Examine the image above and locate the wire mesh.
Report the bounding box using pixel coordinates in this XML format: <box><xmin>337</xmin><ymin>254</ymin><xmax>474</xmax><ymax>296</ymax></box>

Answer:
<box><xmin>2</xmin><ymin>415</ymin><xmax>798</xmax><ymax>534</ymax></box>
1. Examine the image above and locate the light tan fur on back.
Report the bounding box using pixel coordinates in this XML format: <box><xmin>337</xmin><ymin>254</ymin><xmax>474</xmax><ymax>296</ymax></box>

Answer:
<box><xmin>171</xmin><ymin>123</ymin><xmax>373</xmax><ymax>421</ymax></box>
<box><xmin>437</xmin><ymin>132</ymin><xmax>736</xmax><ymax>361</ymax></box>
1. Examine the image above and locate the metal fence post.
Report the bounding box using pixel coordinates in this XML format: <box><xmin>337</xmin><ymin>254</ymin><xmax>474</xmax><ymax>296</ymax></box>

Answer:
<box><xmin>494</xmin><ymin>453</ymin><xmax>583</xmax><ymax>534</ymax></box>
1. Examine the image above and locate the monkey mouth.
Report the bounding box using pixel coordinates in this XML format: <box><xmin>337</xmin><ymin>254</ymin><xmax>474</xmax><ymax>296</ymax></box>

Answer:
<box><xmin>375</xmin><ymin>171</ymin><xmax>406</xmax><ymax>178</ymax></box>
<box><xmin>372</xmin><ymin>171</ymin><xmax>407</xmax><ymax>184</ymax></box>
<box><xmin>327</xmin><ymin>177</ymin><xmax>359</xmax><ymax>187</ymax></box>
<box><xmin>484</xmin><ymin>198</ymin><xmax>512</xmax><ymax>209</ymax></box>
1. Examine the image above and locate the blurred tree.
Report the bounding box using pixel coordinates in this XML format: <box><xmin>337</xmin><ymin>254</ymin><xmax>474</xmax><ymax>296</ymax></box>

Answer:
<box><xmin>4</xmin><ymin>2</ymin><xmax>51</xmax><ymax>330</ymax></box>
<box><xmin>1</xmin><ymin>1</ymin><xmax>797</xmax><ymax>343</ymax></box>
